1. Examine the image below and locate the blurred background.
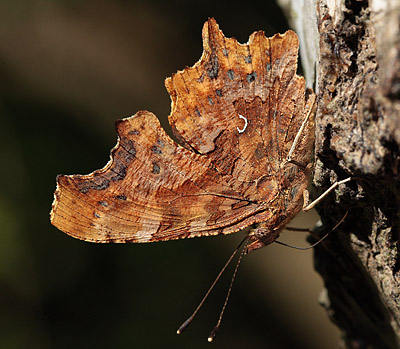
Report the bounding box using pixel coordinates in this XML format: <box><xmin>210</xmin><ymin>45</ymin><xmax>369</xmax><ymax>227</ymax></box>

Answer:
<box><xmin>0</xmin><ymin>0</ymin><xmax>341</xmax><ymax>348</ymax></box>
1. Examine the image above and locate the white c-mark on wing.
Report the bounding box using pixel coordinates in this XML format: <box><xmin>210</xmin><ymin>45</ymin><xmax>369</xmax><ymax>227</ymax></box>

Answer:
<box><xmin>237</xmin><ymin>114</ymin><xmax>248</xmax><ymax>133</ymax></box>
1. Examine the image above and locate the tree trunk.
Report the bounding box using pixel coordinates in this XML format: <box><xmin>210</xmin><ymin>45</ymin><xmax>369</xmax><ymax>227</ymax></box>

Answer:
<box><xmin>277</xmin><ymin>0</ymin><xmax>400</xmax><ymax>347</ymax></box>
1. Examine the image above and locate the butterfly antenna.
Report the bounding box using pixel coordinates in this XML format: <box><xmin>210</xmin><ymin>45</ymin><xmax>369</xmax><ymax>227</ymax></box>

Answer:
<box><xmin>177</xmin><ymin>236</ymin><xmax>248</xmax><ymax>336</ymax></box>
<box><xmin>275</xmin><ymin>211</ymin><xmax>348</xmax><ymax>250</ymax></box>
<box><xmin>207</xmin><ymin>237</ymin><xmax>249</xmax><ymax>342</ymax></box>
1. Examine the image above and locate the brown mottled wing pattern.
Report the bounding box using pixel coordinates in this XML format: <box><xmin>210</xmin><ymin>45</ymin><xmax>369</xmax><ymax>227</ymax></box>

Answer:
<box><xmin>51</xmin><ymin>111</ymin><xmax>273</xmax><ymax>243</ymax></box>
<box><xmin>167</xmin><ymin>19</ymin><xmax>313</xmax><ymax>202</ymax></box>
<box><xmin>50</xmin><ymin>19</ymin><xmax>315</xmax><ymax>247</ymax></box>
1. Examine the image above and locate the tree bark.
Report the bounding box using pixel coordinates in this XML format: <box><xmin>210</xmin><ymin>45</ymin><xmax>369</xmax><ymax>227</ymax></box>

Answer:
<box><xmin>278</xmin><ymin>0</ymin><xmax>400</xmax><ymax>347</ymax></box>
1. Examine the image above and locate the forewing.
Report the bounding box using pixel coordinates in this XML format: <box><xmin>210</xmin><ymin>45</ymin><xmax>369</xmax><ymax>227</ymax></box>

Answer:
<box><xmin>166</xmin><ymin>18</ymin><xmax>314</xmax><ymax>202</ymax></box>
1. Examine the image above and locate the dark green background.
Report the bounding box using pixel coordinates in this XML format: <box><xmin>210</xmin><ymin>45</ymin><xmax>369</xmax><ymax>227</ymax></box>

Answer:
<box><xmin>0</xmin><ymin>1</ymin><xmax>340</xmax><ymax>348</ymax></box>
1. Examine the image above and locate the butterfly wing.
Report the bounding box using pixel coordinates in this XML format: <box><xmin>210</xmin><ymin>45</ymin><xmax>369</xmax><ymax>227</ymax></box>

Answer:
<box><xmin>51</xmin><ymin>111</ymin><xmax>274</xmax><ymax>243</ymax></box>
<box><xmin>50</xmin><ymin>19</ymin><xmax>314</xmax><ymax>245</ymax></box>
<box><xmin>166</xmin><ymin>19</ymin><xmax>314</xmax><ymax>202</ymax></box>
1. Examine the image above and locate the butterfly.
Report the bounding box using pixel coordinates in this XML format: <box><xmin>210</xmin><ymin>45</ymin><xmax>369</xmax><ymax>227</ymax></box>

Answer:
<box><xmin>50</xmin><ymin>18</ymin><xmax>315</xmax><ymax>255</ymax></box>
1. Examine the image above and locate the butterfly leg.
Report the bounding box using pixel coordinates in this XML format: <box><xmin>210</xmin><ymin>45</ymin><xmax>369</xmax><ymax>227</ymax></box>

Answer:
<box><xmin>302</xmin><ymin>177</ymin><xmax>352</xmax><ymax>212</ymax></box>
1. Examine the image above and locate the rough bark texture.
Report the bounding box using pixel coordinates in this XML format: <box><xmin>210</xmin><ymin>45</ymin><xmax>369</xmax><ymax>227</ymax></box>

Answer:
<box><xmin>278</xmin><ymin>0</ymin><xmax>400</xmax><ymax>347</ymax></box>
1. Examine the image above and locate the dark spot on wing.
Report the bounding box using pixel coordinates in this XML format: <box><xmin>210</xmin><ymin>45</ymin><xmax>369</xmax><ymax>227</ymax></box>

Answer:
<box><xmin>128</xmin><ymin>129</ymin><xmax>140</xmax><ymax>135</ymax></box>
<box><xmin>196</xmin><ymin>71</ymin><xmax>205</xmax><ymax>82</ymax></box>
<box><xmin>255</xmin><ymin>142</ymin><xmax>266</xmax><ymax>160</ymax></box>
<box><xmin>79</xmin><ymin>178</ymin><xmax>110</xmax><ymax>193</ymax></box>
<box><xmin>244</xmin><ymin>55</ymin><xmax>252</xmax><ymax>63</ymax></box>
<box><xmin>123</xmin><ymin>139</ymin><xmax>136</xmax><ymax>158</ymax></box>
<box><xmin>247</xmin><ymin>72</ymin><xmax>257</xmax><ymax>83</ymax></box>
<box><xmin>111</xmin><ymin>158</ymin><xmax>127</xmax><ymax>181</ymax></box>
<box><xmin>205</xmin><ymin>51</ymin><xmax>219</xmax><ymax>79</ymax></box>
<box><xmin>152</xmin><ymin>162</ymin><xmax>160</xmax><ymax>174</ymax></box>
<box><xmin>151</xmin><ymin>145</ymin><xmax>162</xmax><ymax>154</ymax></box>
